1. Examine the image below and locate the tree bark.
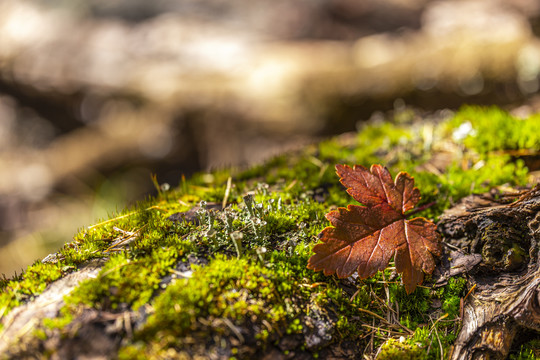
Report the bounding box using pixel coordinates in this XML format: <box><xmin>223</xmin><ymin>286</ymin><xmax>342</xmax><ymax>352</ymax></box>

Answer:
<box><xmin>437</xmin><ymin>186</ymin><xmax>540</xmax><ymax>360</ymax></box>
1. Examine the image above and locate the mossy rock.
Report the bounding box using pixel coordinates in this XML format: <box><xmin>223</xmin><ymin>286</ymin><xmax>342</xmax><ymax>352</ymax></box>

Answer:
<box><xmin>1</xmin><ymin>106</ymin><xmax>539</xmax><ymax>359</ymax></box>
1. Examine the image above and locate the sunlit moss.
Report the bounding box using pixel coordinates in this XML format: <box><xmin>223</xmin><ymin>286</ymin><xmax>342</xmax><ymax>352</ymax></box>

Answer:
<box><xmin>378</xmin><ymin>338</ymin><xmax>425</xmax><ymax>360</ymax></box>
<box><xmin>411</xmin><ymin>155</ymin><xmax>528</xmax><ymax>220</ymax></box>
<box><xmin>444</xmin><ymin>105</ymin><xmax>540</xmax><ymax>153</ymax></box>
<box><xmin>64</xmin><ymin>236</ymin><xmax>194</xmax><ymax>312</ymax></box>
<box><xmin>0</xmin><ymin>261</ymin><xmax>71</xmax><ymax>323</ymax></box>
<box><xmin>123</xmin><ymin>253</ymin><xmax>301</xmax><ymax>358</ymax></box>
<box><xmin>318</xmin><ymin>122</ymin><xmax>412</xmax><ymax>166</ymax></box>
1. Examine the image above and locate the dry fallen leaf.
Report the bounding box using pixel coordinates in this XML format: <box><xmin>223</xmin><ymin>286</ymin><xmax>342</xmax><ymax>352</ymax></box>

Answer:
<box><xmin>308</xmin><ymin>164</ymin><xmax>441</xmax><ymax>293</ymax></box>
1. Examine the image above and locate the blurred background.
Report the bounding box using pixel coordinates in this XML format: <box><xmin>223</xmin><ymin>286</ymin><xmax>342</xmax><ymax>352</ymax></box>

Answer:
<box><xmin>1</xmin><ymin>0</ymin><xmax>540</xmax><ymax>276</ymax></box>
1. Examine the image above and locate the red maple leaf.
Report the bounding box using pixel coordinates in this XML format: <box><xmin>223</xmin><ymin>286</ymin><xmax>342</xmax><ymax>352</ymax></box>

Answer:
<box><xmin>308</xmin><ymin>164</ymin><xmax>441</xmax><ymax>294</ymax></box>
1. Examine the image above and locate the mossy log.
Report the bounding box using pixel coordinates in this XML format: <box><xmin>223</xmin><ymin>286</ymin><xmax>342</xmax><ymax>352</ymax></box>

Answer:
<box><xmin>1</xmin><ymin>106</ymin><xmax>539</xmax><ymax>359</ymax></box>
<box><xmin>438</xmin><ymin>187</ymin><xmax>540</xmax><ymax>359</ymax></box>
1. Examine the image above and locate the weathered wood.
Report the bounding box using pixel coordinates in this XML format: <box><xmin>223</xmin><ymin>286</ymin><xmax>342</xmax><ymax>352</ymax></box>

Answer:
<box><xmin>437</xmin><ymin>187</ymin><xmax>540</xmax><ymax>359</ymax></box>
<box><xmin>0</xmin><ymin>260</ymin><xmax>105</xmax><ymax>357</ymax></box>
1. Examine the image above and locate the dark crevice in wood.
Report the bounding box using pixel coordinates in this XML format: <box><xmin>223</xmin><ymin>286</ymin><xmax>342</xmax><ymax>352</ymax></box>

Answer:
<box><xmin>437</xmin><ymin>186</ymin><xmax>540</xmax><ymax>360</ymax></box>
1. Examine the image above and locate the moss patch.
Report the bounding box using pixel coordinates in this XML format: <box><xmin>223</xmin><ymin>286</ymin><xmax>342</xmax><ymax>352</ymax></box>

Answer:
<box><xmin>446</xmin><ymin>105</ymin><xmax>540</xmax><ymax>153</ymax></box>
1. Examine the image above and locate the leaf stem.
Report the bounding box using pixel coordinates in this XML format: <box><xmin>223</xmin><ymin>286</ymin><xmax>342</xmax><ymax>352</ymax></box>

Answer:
<box><xmin>405</xmin><ymin>201</ymin><xmax>436</xmax><ymax>218</ymax></box>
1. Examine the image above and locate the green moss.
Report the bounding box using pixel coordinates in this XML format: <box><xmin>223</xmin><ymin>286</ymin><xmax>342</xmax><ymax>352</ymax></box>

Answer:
<box><xmin>318</xmin><ymin>122</ymin><xmax>412</xmax><ymax>166</ymax></box>
<box><xmin>409</xmin><ymin>155</ymin><xmax>528</xmax><ymax>220</ymax></box>
<box><xmin>389</xmin><ymin>284</ymin><xmax>431</xmax><ymax>328</ymax></box>
<box><xmin>148</xmin><ymin>255</ymin><xmax>280</xmax><ymax>327</ymax></box>
<box><xmin>32</xmin><ymin>328</ymin><xmax>47</xmax><ymax>341</ymax></box>
<box><xmin>121</xmin><ymin>237</ymin><xmax>379</xmax><ymax>358</ymax></box>
<box><xmin>124</xmin><ymin>254</ymin><xmax>295</xmax><ymax>357</ymax></box>
<box><xmin>286</xmin><ymin>318</ymin><xmax>303</xmax><ymax>334</ymax></box>
<box><xmin>380</xmin><ymin>322</ymin><xmax>458</xmax><ymax>360</ymax></box>
<box><xmin>384</xmin><ymin>278</ymin><xmax>468</xmax><ymax>360</ymax></box>
<box><xmin>236</xmin><ymin>155</ymin><xmax>289</xmax><ymax>182</ymax></box>
<box><xmin>42</xmin><ymin>309</ymin><xmax>73</xmax><ymax>330</ymax></box>
<box><xmin>438</xmin><ymin>277</ymin><xmax>467</xmax><ymax>318</ymax></box>
<box><xmin>446</xmin><ymin>105</ymin><xmax>540</xmax><ymax>153</ymax></box>
<box><xmin>0</xmin><ymin>261</ymin><xmax>71</xmax><ymax>323</ymax></box>
<box><xmin>378</xmin><ymin>338</ymin><xmax>425</xmax><ymax>360</ymax></box>
<box><xmin>64</xmin><ymin>237</ymin><xmax>193</xmax><ymax>311</ymax></box>
<box><xmin>510</xmin><ymin>339</ymin><xmax>540</xmax><ymax>360</ymax></box>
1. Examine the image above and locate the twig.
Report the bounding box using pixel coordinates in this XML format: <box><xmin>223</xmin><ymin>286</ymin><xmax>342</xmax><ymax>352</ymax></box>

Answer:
<box><xmin>370</xmin><ymin>318</ymin><xmax>375</xmax><ymax>354</ymax></box>
<box><xmin>353</xmin><ymin>306</ymin><xmax>413</xmax><ymax>335</ymax></box>
<box><xmin>361</xmin><ymin>324</ymin><xmax>376</xmax><ymax>358</ymax></box>
<box><xmin>405</xmin><ymin>201</ymin><xmax>437</xmax><ymax>218</ymax></box>
<box><xmin>87</xmin><ymin>205</ymin><xmax>166</xmax><ymax>229</ymax></box>
<box><xmin>361</xmin><ymin>324</ymin><xmax>405</xmax><ymax>336</ymax></box>
<box><xmin>284</xmin><ymin>179</ymin><xmax>297</xmax><ymax>192</ymax></box>
<box><xmin>222</xmin><ymin>176</ymin><xmax>232</xmax><ymax>209</ymax></box>
<box><xmin>354</xmin><ymin>306</ymin><xmax>388</xmax><ymax>323</ymax></box>
<box><xmin>463</xmin><ymin>283</ymin><xmax>477</xmax><ymax>302</ymax></box>
<box><xmin>123</xmin><ymin>311</ymin><xmax>132</xmax><ymax>338</ymax></box>
<box><xmin>105</xmin><ymin>226</ymin><xmax>145</xmax><ymax>252</ymax></box>
<box><xmin>370</xmin><ymin>288</ymin><xmax>398</xmax><ymax>315</ymax></box>
<box><xmin>381</xmin><ymin>272</ymin><xmax>392</xmax><ymax>323</ymax></box>
<box><xmin>430</xmin><ymin>316</ymin><xmax>444</xmax><ymax>358</ymax></box>
<box><xmin>429</xmin><ymin>313</ymin><xmax>449</xmax><ymax>331</ymax></box>
<box><xmin>98</xmin><ymin>260</ymin><xmax>140</xmax><ymax>279</ymax></box>
<box><xmin>150</xmin><ymin>173</ymin><xmax>161</xmax><ymax>195</ymax></box>
<box><xmin>442</xmin><ymin>241</ymin><xmax>464</xmax><ymax>252</ymax></box>
<box><xmin>350</xmin><ymin>287</ymin><xmax>362</xmax><ymax>302</ymax></box>
<box><xmin>222</xmin><ymin>318</ymin><xmax>245</xmax><ymax>343</ymax></box>
<box><xmin>426</xmin><ymin>313</ymin><xmax>449</xmax><ymax>358</ymax></box>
